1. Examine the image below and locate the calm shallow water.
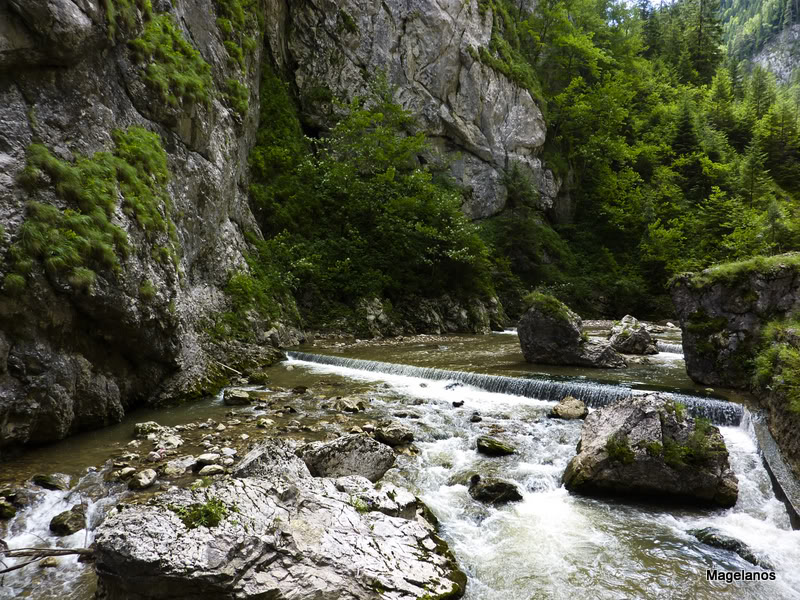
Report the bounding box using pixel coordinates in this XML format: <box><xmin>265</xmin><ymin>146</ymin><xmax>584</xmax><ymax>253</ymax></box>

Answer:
<box><xmin>1</xmin><ymin>331</ymin><xmax>797</xmax><ymax>599</ymax></box>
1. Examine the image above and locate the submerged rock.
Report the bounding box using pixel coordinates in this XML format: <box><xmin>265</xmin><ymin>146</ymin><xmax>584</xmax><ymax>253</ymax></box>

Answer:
<box><xmin>549</xmin><ymin>396</ymin><xmax>589</xmax><ymax>420</ymax></box>
<box><xmin>476</xmin><ymin>436</ymin><xmax>516</xmax><ymax>456</ymax></box>
<box><xmin>608</xmin><ymin>315</ymin><xmax>658</xmax><ymax>355</ymax></box>
<box><xmin>468</xmin><ymin>475</ymin><xmax>523</xmax><ymax>505</ymax></box>
<box><xmin>375</xmin><ymin>422</ymin><xmax>415</xmax><ymax>446</ymax></box>
<box><xmin>689</xmin><ymin>527</ymin><xmax>774</xmax><ymax>570</ymax></box>
<box><xmin>562</xmin><ymin>395</ymin><xmax>738</xmax><ymax>507</ymax></box>
<box><xmin>50</xmin><ymin>504</ymin><xmax>86</xmax><ymax>536</ymax></box>
<box><xmin>0</xmin><ymin>499</ymin><xmax>16</xmax><ymax>519</ymax></box>
<box><xmin>301</xmin><ymin>434</ymin><xmax>395</xmax><ymax>483</ymax></box>
<box><xmin>94</xmin><ymin>440</ymin><xmax>466</xmax><ymax>600</ymax></box>
<box><xmin>518</xmin><ymin>294</ymin><xmax>627</xmax><ymax>369</ymax></box>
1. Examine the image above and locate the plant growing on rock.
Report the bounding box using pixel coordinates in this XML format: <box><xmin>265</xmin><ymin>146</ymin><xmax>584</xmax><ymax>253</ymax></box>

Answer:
<box><xmin>170</xmin><ymin>496</ymin><xmax>228</xmax><ymax>529</ymax></box>
<box><xmin>605</xmin><ymin>434</ymin><xmax>635</xmax><ymax>464</ymax></box>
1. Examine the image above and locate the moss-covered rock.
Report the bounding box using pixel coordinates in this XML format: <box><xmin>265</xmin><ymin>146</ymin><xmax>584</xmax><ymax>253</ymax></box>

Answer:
<box><xmin>476</xmin><ymin>435</ymin><xmax>516</xmax><ymax>456</ymax></box>
<box><xmin>50</xmin><ymin>504</ymin><xmax>86</xmax><ymax>536</ymax></box>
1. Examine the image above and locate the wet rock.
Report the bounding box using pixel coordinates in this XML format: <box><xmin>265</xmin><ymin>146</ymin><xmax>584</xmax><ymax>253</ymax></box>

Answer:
<box><xmin>94</xmin><ymin>466</ymin><xmax>465</xmax><ymax>600</ymax></box>
<box><xmin>562</xmin><ymin>395</ymin><xmax>738</xmax><ymax>507</ymax></box>
<box><xmin>292</xmin><ymin>386</ymin><xmax>308</xmax><ymax>394</ymax></box>
<box><xmin>32</xmin><ymin>473</ymin><xmax>70</xmax><ymax>491</ymax></box>
<box><xmin>518</xmin><ymin>294</ymin><xmax>626</xmax><ymax>368</ymax></box>
<box><xmin>113</xmin><ymin>467</ymin><xmax>137</xmax><ymax>481</ymax></box>
<box><xmin>608</xmin><ymin>315</ymin><xmax>658</xmax><ymax>355</ymax></box>
<box><xmin>0</xmin><ymin>487</ymin><xmax>36</xmax><ymax>509</ymax></box>
<box><xmin>223</xmin><ymin>389</ymin><xmax>251</xmax><ymax>406</ymax></box>
<box><xmin>0</xmin><ymin>499</ymin><xmax>16</xmax><ymax>519</ymax></box>
<box><xmin>256</xmin><ymin>417</ymin><xmax>275</xmax><ymax>428</ymax></box>
<box><xmin>198</xmin><ymin>465</ymin><xmax>225</xmax><ymax>476</ymax></box>
<box><xmin>375</xmin><ymin>422</ymin><xmax>415</xmax><ymax>446</ymax></box>
<box><xmin>446</xmin><ymin>382</ymin><xmax>464</xmax><ymax>391</ymax></box>
<box><xmin>476</xmin><ymin>436</ymin><xmax>516</xmax><ymax>457</ymax></box>
<box><xmin>163</xmin><ymin>456</ymin><xmax>195</xmax><ymax>478</ymax></box>
<box><xmin>335</xmin><ymin>476</ymin><xmax>419</xmax><ymax>519</ymax></box>
<box><xmin>468</xmin><ymin>475</ymin><xmax>523</xmax><ymax>505</ymax></box>
<box><xmin>301</xmin><ymin>434</ymin><xmax>396</xmax><ymax>483</ymax></box>
<box><xmin>50</xmin><ymin>504</ymin><xmax>86</xmax><ymax>536</ymax></box>
<box><xmin>196</xmin><ymin>453</ymin><xmax>220</xmax><ymax>466</ymax></box>
<box><xmin>128</xmin><ymin>469</ymin><xmax>157</xmax><ymax>491</ymax></box>
<box><xmin>452</xmin><ymin>400</ymin><xmax>465</xmax><ymax>407</ymax></box>
<box><xmin>549</xmin><ymin>396</ymin><xmax>589</xmax><ymax>420</ymax></box>
<box><xmin>39</xmin><ymin>557</ymin><xmax>60</xmax><ymax>568</ymax></box>
<box><xmin>134</xmin><ymin>422</ymin><xmax>163</xmax><ymax>437</ymax></box>
<box><xmin>689</xmin><ymin>527</ymin><xmax>774</xmax><ymax>569</ymax></box>
<box><xmin>470</xmin><ymin>413</ymin><xmax>483</xmax><ymax>423</ymax></box>
<box><xmin>333</xmin><ymin>396</ymin><xmax>367</xmax><ymax>413</ymax></box>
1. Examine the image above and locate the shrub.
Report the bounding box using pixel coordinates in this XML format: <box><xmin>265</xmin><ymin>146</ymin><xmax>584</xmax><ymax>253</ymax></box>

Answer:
<box><xmin>605</xmin><ymin>434</ymin><xmax>635</xmax><ymax>464</ymax></box>
<box><xmin>170</xmin><ymin>496</ymin><xmax>228</xmax><ymax>529</ymax></box>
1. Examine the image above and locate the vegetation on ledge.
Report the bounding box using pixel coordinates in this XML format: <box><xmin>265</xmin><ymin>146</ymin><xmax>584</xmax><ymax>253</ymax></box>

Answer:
<box><xmin>753</xmin><ymin>318</ymin><xmax>800</xmax><ymax>414</ymax></box>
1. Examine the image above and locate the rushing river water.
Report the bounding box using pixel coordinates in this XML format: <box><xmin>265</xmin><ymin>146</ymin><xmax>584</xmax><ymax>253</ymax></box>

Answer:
<box><xmin>2</xmin><ymin>329</ymin><xmax>799</xmax><ymax>599</ymax></box>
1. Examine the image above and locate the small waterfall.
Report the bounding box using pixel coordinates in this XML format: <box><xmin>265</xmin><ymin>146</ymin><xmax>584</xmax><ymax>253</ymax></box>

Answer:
<box><xmin>287</xmin><ymin>352</ymin><xmax>743</xmax><ymax>426</ymax></box>
<box><xmin>657</xmin><ymin>341</ymin><xmax>684</xmax><ymax>354</ymax></box>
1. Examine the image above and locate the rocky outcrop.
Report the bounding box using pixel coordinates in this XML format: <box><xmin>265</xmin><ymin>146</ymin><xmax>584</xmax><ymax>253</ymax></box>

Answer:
<box><xmin>279</xmin><ymin>0</ymin><xmax>558</xmax><ymax>220</ymax></box>
<box><xmin>562</xmin><ymin>395</ymin><xmax>738</xmax><ymax>507</ymax></box>
<box><xmin>670</xmin><ymin>257</ymin><xmax>800</xmax><ymax>388</ymax></box>
<box><xmin>0</xmin><ymin>0</ymin><xmax>300</xmax><ymax>456</ymax></box>
<box><xmin>518</xmin><ymin>294</ymin><xmax>627</xmax><ymax>368</ymax></box>
<box><xmin>300</xmin><ymin>433</ymin><xmax>396</xmax><ymax>482</ymax></box>
<box><xmin>549</xmin><ymin>396</ymin><xmax>588</xmax><ymax>420</ymax></box>
<box><xmin>608</xmin><ymin>315</ymin><xmax>657</xmax><ymax>355</ymax></box>
<box><xmin>753</xmin><ymin>25</ymin><xmax>800</xmax><ymax>83</ymax></box>
<box><xmin>93</xmin><ymin>440</ymin><xmax>467</xmax><ymax>600</ymax></box>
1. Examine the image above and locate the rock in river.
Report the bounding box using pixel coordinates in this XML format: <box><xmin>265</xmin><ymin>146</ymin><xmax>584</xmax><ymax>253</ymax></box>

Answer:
<box><xmin>608</xmin><ymin>315</ymin><xmax>658</xmax><ymax>355</ymax></box>
<box><xmin>93</xmin><ymin>440</ymin><xmax>466</xmax><ymax>600</ymax></box>
<box><xmin>549</xmin><ymin>396</ymin><xmax>589</xmax><ymax>420</ymax></box>
<box><xmin>300</xmin><ymin>433</ymin><xmax>396</xmax><ymax>483</ymax></box>
<box><xmin>476</xmin><ymin>435</ymin><xmax>516</xmax><ymax>456</ymax></box>
<box><xmin>468</xmin><ymin>475</ymin><xmax>523</xmax><ymax>505</ymax></box>
<box><xmin>223</xmin><ymin>389</ymin><xmax>251</xmax><ymax>406</ymax></box>
<box><xmin>518</xmin><ymin>293</ymin><xmax>627</xmax><ymax>368</ymax></box>
<box><xmin>375</xmin><ymin>421</ymin><xmax>415</xmax><ymax>446</ymax></box>
<box><xmin>128</xmin><ymin>469</ymin><xmax>158</xmax><ymax>491</ymax></box>
<box><xmin>562</xmin><ymin>395</ymin><xmax>738</xmax><ymax>507</ymax></box>
<box><xmin>689</xmin><ymin>527</ymin><xmax>774</xmax><ymax>570</ymax></box>
<box><xmin>50</xmin><ymin>504</ymin><xmax>86</xmax><ymax>536</ymax></box>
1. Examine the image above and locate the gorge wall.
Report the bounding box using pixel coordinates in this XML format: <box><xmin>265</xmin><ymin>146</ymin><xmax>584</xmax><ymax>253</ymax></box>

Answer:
<box><xmin>0</xmin><ymin>0</ymin><xmax>555</xmax><ymax>453</ymax></box>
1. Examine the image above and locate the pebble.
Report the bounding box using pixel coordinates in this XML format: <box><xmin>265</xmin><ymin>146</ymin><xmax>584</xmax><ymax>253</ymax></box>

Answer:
<box><xmin>216</xmin><ymin>424</ymin><xmax>227</xmax><ymax>432</ymax></box>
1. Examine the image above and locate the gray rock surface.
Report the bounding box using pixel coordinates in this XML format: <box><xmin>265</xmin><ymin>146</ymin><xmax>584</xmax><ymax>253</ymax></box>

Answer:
<box><xmin>32</xmin><ymin>473</ymin><xmax>70</xmax><ymax>491</ymax></box>
<box><xmin>468</xmin><ymin>474</ymin><xmax>522</xmax><ymax>504</ymax></box>
<box><xmin>518</xmin><ymin>297</ymin><xmax>627</xmax><ymax>368</ymax></box>
<box><xmin>128</xmin><ymin>469</ymin><xmax>157</xmax><ymax>491</ymax></box>
<box><xmin>476</xmin><ymin>435</ymin><xmax>516</xmax><ymax>456</ymax></box>
<box><xmin>94</xmin><ymin>440</ymin><xmax>466</xmax><ymax>600</ymax></box>
<box><xmin>563</xmin><ymin>395</ymin><xmax>738</xmax><ymax>507</ymax></box>
<box><xmin>223</xmin><ymin>389</ymin><xmax>251</xmax><ymax>406</ymax></box>
<box><xmin>549</xmin><ymin>396</ymin><xmax>588</xmax><ymax>420</ymax></box>
<box><xmin>300</xmin><ymin>433</ymin><xmax>396</xmax><ymax>483</ymax></box>
<box><xmin>689</xmin><ymin>527</ymin><xmax>774</xmax><ymax>570</ymax></box>
<box><xmin>608</xmin><ymin>315</ymin><xmax>658</xmax><ymax>355</ymax></box>
<box><xmin>375</xmin><ymin>422</ymin><xmax>415</xmax><ymax>447</ymax></box>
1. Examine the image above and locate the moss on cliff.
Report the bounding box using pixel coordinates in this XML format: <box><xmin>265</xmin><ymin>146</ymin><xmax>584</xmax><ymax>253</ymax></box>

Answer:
<box><xmin>129</xmin><ymin>14</ymin><xmax>213</xmax><ymax>109</ymax></box>
<box><xmin>3</xmin><ymin>127</ymin><xmax>177</xmax><ymax>295</ymax></box>
<box><xmin>214</xmin><ymin>0</ymin><xmax>262</xmax><ymax>117</ymax></box>
<box><xmin>754</xmin><ymin>319</ymin><xmax>800</xmax><ymax>414</ymax></box>
<box><xmin>522</xmin><ymin>292</ymin><xmax>572</xmax><ymax>322</ymax></box>
<box><xmin>104</xmin><ymin>0</ymin><xmax>152</xmax><ymax>42</ymax></box>
<box><xmin>681</xmin><ymin>253</ymin><xmax>800</xmax><ymax>289</ymax></box>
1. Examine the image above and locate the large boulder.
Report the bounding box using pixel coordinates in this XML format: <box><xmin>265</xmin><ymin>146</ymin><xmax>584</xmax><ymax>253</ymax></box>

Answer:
<box><xmin>300</xmin><ymin>434</ymin><xmax>396</xmax><ymax>483</ymax></box>
<box><xmin>468</xmin><ymin>475</ymin><xmax>523</xmax><ymax>505</ymax></box>
<box><xmin>518</xmin><ymin>293</ymin><xmax>627</xmax><ymax>368</ymax></box>
<box><xmin>549</xmin><ymin>396</ymin><xmax>588</xmax><ymax>420</ymax></box>
<box><xmin>562</xmin><ymin>395</ymin><xmax>738</xmax><ymax>507</ymax></box>
<box><xmin>93</xmin><ymin>440</ymin><xmax>466</xmax><ymax>600</ymax></box>
<box><xmin>49</xmin><ymin>504</ymin><xmax>86</xmax><ymax>536</ymax></box>
<box><xmin>608</xmin><ymin>315</ymin><xmax>658</xmax><ymax>355</ymax></box>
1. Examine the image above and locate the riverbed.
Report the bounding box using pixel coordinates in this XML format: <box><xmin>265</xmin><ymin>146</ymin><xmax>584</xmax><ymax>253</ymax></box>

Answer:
<box><xmin>1</xmin><ymin>328</ymin><xmax>799</xmax><ymax>599</ymax></box>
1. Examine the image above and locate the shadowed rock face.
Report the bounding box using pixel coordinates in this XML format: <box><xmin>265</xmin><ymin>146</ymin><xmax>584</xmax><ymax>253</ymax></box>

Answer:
<box><xmin>93</xmin><ymin>440</ymin><xmax>466</xmax><ymax>600</ymax></box>
<box><xmin>518</xmin><ymin>300</ymin><xmax>627</xmax><ymax>369</ymax></box>
<box><xmin>563</xmin><ymin>395</ymin><xmax>738</xmax><ymax>508</ymax></box>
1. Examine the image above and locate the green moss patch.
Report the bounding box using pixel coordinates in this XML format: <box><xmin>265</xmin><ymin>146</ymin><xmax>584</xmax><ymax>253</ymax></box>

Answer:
<box><xmin>104</xmin><ymin>0</ymin><xmax>152</xmax><ymax>42</ymax></box>
<box><xmin>605</xmin><ymin>434</ymin><xmax>635</xmax><ymax>464</ymax></box>
<box><xmin>682</xmin><ymin>253</ymin><xmax>800</xmax><ymax>289</ymax></box>
<box><xmin>753</xmin><ymin>318</ymin><xmax>800</xmax><ymax>414</ymax></box>
<box><xmin>214</xmin><ymin>0</ymin><xmax>262</xmax><ymax>117</ymax></box>
<box><xmin>170</xmin><ymin>496</ymin><xmax>229</xmax><ymax>529</ymax></box>
<box><xmin>523</xmin><ymin>291</ymin><xmax>572</xmax><ymax>322</ymax></box>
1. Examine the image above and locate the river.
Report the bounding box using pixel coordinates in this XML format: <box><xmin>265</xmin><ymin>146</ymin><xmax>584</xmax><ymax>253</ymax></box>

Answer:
<box><xmin>1</xmin><ymin>327</ymin><xmax>799</xmax><ymax>599</ymax></box>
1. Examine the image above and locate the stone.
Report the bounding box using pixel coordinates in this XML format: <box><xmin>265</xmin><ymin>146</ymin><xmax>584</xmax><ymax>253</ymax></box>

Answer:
<box><xmin>221</xmin><ymin>447</ymin><xmax>237</xmax><ymax>457</ymax></box>
<box><xmin>94</xmin><ymin>469</ymin><xmax>466</xmax><ymax>600</ymax></box>
<box><xmin>134</xmin><ymin>422</ymin><xmax>163</xmax><ymax>437</ymax></box>
<box><xmin>689</xmin><ymin>527</ymin><xmax>774</xmax><ymax>570</ymax></box>
<box><xmin>256</xmin><ymin>417</ymin><xmax>275</xmax><ymax>428</ymax></box>
<box><xmin>196</xmin><ymin>453</ymin><xmax>220</xmax><ymax>466</ymax></box>
<box><xmin>39</xmin><ymin>557</ymin><xmax>60</xmax><ymax>568</ymax></box>
<box><xmin>115</xmin><ymin>467</ymin><xmax>137</xmax><ymax>481</ymax></box>
<box><xmin>608</xmin><ymin>315</ymin><xmax>658</xmax><ymax>355</ymax></box>
<box><xmin>198</xmin><ymin>465</ymin><xmax>225</xmax><ymax>476</ymax></box>
<box><xmin>332</xmin><ymin>396</ymin><xmax>367</xmax><ymax>413</ymax></box>
<box><xmin>0</xmin><ymin>499</ymin><xmax>16</xmax><ymax>519</ymax></box>
<box><xmin>223</xmin><ymin>389</ymin><xmax>251</xmax><ymax>406</ymax></box>
<box><xmin>301</xmin><ymin>434</ymin><xmax>396</xmax><ymax>483</ymax></box>
<box><xmin>163</xmin><ymin>456</ymin><xmax>195</xmax><ymax>478</ymax></box>
<box><xmin>374</xmin><ymin>422</ymin><xmax>415</xmax><ymax>446</ymax></box>
<box><xmin>32</xmin><ymin>473</ymin><xmax>70</xmax><ymax>491</ymax></box>
<box><xmin>335</xmin><ymin>476</ymin><xmax>419</xmax><ymax>519</ymax></box>
<box><xmin>49</xmin><ymin>504</ymin><xmax>86</xmax><ymax>536</ymax></box>
<box><xmin>518</xmin><ymin>294</ymin><xmax>626</xmax><ymax>368</ymax></box>
<box><xmin>549</xmin><ymin>396</ymin><xmax>589</xmax><ymax>420</ymax></box>
<box><xmin>128</xmin><ymin>469</ymin><xmax>158</xmax><ymax>491</ymax></box>
<box><xmin>562</xmin><ymin>395</ymin><xmax>738</xmax><ymax>508</ymax></box>
<box><xmin>452</xmin><ymin>400</ymin><xmax>465</xmax><ymax>407</ymax></box>
<box><xmin>468</xmin><ymin>475</ymin><xmax>523</xmax><ymax>505</ymax></box>
<box><xmin>470</xmin><ymin>413</ymin><xmax>483</xmax><ymax>423</ymax></box>
<box><xmin>216</xmin><ymin>424</ymin><xmax>227</xmax><ymax>432</ymax></box>
<box><xmin>476</xmin><ymin>436</ymin><xmax>516</xmax><ymax>457</ymax></box>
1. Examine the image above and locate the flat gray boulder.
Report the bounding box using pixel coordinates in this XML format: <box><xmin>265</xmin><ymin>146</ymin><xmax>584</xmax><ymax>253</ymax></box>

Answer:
<box><xmin>300</xmin><ymin>434</ymin><xmax>395</xmax><ymax>482</ymax></box>
<box><xmin>563</xmin><ymin>395</ymin><xmax>738</xmax><ymax>507</ymax></box>
<box><xmin>518</xmin><ymin>293</ymin><xmax>626</xmax><ymax>368</ymax></box>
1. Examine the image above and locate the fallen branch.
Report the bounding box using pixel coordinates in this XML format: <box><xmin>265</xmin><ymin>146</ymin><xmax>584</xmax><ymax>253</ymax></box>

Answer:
<box><xmin>1</xmin><ymin>547</ymin><xmax>94</xmax><ymax>558</ymax></box>
<box><xmin>213</xmin><ymin>359</ymin><xmax>242</xmax><ymax>375</ymax></box>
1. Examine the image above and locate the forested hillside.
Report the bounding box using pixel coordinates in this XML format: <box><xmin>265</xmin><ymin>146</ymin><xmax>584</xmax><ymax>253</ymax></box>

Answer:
<box><xmin>245</xmin><ymin>0</ymin><xmax>800</xmax><ymax>323</ymax></box>
<box><xmin>721</xmin><ymin>0</ymin><xmax>799</xmax><ymax>59</ymax></box>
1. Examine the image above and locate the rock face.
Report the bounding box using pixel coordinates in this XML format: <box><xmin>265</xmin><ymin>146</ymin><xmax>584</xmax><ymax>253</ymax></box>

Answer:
<box><xmin>300</xmin><ymin>433</ymin><xmax>396</xmax><ymax>482</ymax></box>
<box><xmin>0</xmin><ymin>0</ymin><xmax>299</xmax><ymax>457</ymax></box>
<box><xmin>93</xmin><ymin>441</ymin><xmax>466</xmax><ymax>600</ymax></box>
<box><xmin>608</xmin><ymin>315</ymin><xmax>658</xmax><ymax>355</ymax></box>
<box><xmin>562</xmin><ymin>395</ymin><xmax>738</xmax><ymax>507</ymax></box>
<box><xmin>281</xmin><ymin>0</ymin><xmax>557</xmax><ymax>220</ymax></box>
<box><xmin>549</xmin><ymin>396</ymin><xmax>588</xmax><ymax>420</ymax></box>
<box><xmin>518</xmin><ymin>294</ymin><xmax>627</xmax><ymax>368</ymax></box>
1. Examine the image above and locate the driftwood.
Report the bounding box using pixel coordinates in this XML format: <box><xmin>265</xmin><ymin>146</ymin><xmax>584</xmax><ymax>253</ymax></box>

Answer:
<box><xmin>0</xmin><ymin>546</ymin><xmax>94</xmax><ymax>574</ymax></box>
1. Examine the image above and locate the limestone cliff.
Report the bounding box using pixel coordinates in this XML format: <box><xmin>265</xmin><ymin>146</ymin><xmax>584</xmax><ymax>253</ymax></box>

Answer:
<box><xmin>0</xmin><ymin>0</ymin><xmax>555</xmax><ymax>452</ymax></box>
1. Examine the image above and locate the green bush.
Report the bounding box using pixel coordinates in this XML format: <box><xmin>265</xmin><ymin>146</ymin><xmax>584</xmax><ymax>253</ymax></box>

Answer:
<box><xmin>605</xmin><ymin>434</ymin><xmax>635</xmax><ymax>464</ymax></box>
<box><xmin>104</xmin><ymin>0</ymin><xmax>152</xmax><ymax>42</ymax></box>
<box><xmin>522</xmin><ymin>291</ymin><xmax>572</xmax><ymax>322</ymax></box>
<box><xmin>753</xmin><ymin>318</ymin><xmax>800</xmax><ymax>414</ymax></box>
<box><xmin>139</xmin><ymin>278</ymin><xmax>156</xmax><ymax>301</ymax></box>
<box><xmin>224</xmin><ymin>78</ymin><xmax>250</xmax><ymax>117</ymax></box>
<box><xmin>170</xmin><ymin>496</ymin><xmax>228</xmax><ymax>529</ymax></box>
<box><xmin>129</xmin><ymin>14</ymin><xmax>213</xmax><ymax>108</ymax></box>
